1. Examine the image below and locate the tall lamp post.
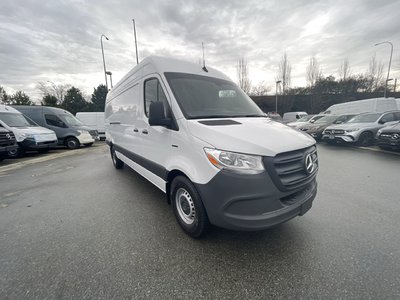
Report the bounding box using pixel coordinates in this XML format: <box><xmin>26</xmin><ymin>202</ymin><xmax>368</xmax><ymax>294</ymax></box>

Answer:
<box><xmin>101</xmin><ymin>34</ymin><xmax>109</xmax><ymax>89</ymax></box>
<box><xmin>106</xmin><ymin>71</ymin><xmax>113</xmax><ymax>89</ymax></box>
<box><xmin>375</xmin><ymin>41</ymin><xmax>393</xmax><ymax>98</ymax></box>
<box><xmin>132</xmin><ymin>19</ymin><xmax>139</xmax><ymax>64</ymax></box>
<box><xmin>275</xmin><ymin>80</ymin><xmax>281</xmax><ymax>113</ymax></box>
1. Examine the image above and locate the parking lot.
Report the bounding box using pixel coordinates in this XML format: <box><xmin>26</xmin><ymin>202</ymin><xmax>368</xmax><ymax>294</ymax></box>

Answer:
<box><xmin>0</xmin><ymin>143</ymin><xmax>399</xmax><ymax>299</ymax></box>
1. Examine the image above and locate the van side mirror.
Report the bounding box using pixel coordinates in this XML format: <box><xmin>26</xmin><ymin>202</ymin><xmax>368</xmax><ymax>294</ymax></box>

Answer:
<box><xmin>148</xmin><ymin>102</ymin><xmax>172</xmax><ymax>127</ymax></box>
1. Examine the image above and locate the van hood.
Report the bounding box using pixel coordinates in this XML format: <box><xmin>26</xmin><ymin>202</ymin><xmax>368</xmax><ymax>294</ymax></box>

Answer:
<box><xmin>187</xmin><ymin>118</ymin><xmax>315</xmax><ymax>157</ymax></box>
<box><xmin>10</xmin><ymin>126</ymin><xmax>55</xmax><ymax>135</ymax></box>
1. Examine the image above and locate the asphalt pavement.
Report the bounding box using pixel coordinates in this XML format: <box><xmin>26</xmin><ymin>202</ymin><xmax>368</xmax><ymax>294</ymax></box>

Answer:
<box><xmin>0</xmin><ymin>143</ymin><xmax>399</xmax><ymax>299</ymax></box>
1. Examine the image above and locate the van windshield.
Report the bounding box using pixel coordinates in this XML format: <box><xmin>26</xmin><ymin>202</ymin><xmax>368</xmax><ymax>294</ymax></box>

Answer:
<box><xmin>62</xmin><ymin>114</ymin><xmax>83</xmax><ymax>126</ymax></box>
<box><xmin>164</xmin><ymin>72</ymin><xmax>264</xmax><ymax>119</ymax></box>
<box><xmin>0</xmin><ymin>112</ymin><xmax>38</xmax><ymax>127</ymax></box>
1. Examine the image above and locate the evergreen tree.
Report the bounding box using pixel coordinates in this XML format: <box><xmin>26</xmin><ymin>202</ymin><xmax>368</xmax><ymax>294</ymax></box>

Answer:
<box><xmin>90</xmin><ymin>84</ymin><xmax>108</xmax><ymax>112</ymax></box>
<box><xmin>62</xmin><ymin>87</ymin><xmax>88</xmax><ymax>114</ymax></box>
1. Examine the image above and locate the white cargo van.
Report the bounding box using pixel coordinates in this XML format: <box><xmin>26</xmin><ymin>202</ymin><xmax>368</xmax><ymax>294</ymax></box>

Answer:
<box><xmin>282</xmin><ymin>111</ymin><xmax>308</xmax><ymax>124</ymax></box>
<box><xmin>105</xmin><ymin>56</ymin><xmax>318</xmax><ymax>237</ymax></box>
<box><xmin>324</xmin><ymin>97</ymin><xmax>400</xmax><ymax>115</ymax></box>
<box><xmin>0</xmin><ymin>105</ymin><xmax>58</xmax><ymax>157</ymax></box>
<box><xmin>76</xmin><ymin>112</ymin><xmax>105</xmax><ymax>140</ymax></box>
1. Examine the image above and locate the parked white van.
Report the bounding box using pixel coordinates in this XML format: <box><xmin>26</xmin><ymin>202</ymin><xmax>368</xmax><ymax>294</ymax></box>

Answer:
<box><xmin>282</xmin><ymin>111</ymin><xmax>308</xmax><ymax>124</ymax></box>
<box><xmin>76</xmin><ymin>112</ymin><xmax>105</xmax><ymax>140</ymax></box>
<box><xmin>324</xmin><ymin>97</ymin><xmax>400</xmax><ymax>115</ymax></box>
<box><xmin>0</xmin><ymin>105</ymin><xmax>58</xmax><ymax>157</ymax></box>
<box><xmin>105</xmin><ymin>56</ymin><xmax>318</xmax><ymax>237</ymax></box>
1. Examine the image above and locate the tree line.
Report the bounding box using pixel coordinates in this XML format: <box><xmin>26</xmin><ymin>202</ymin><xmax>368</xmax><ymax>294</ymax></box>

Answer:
<box><xmin>0</xmin><ymin>83</ymin><xmax>108</xmax><ymax>115</ymax></box>
<box><xmin>237</xmin><ymin>53</ymin><xmax>397</xmax><ymax>113</ymax></box>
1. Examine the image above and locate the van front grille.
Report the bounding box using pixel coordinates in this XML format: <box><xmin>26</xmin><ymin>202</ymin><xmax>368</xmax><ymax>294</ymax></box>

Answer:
<box><xmin>0</xmin><ymin>132</ymin><xmax>16</xmax><ymax>146</ymax></box>
<box><xmin>263</xmin><ymin>146</ymin><xmax>318</xmax><ymax>191</ymax></box>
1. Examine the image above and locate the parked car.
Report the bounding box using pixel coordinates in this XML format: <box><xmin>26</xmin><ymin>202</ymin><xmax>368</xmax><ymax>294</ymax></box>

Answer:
<box><xmin>0</xmin><ymin>105</ymin><xmax>58</xmax><ymax>157</ymax></box>
<box><xmin>376</xmin><ymin>121</ymin><xmax>400</xmax><ymax>150</ymax></box>
<box><xmin>266</xmin><ymin>112</ymin><xmax>283</xmax><ymax>123</ymax></box>
<box><xmin>13</xmin><ymin>106</ymin><xmax>97</xmax><ymax>149</ymax></box>
<box><xmin>0</xmin><ymin>123</ymin><xmax>18</xmax><ymax>161</ymax></box>
<box><xmin>106</xmin><ymin>56</ymin><xmax>318</xmax><ymax>237</ymax></box>
<box><xmin>322</xmin><ymin>111</ymin><xmax>400</xmax><ymax>146</ymax></box>
<box><xmin>76</xmin><ymin>112</ymin><xmax>105</xmax><ymax>140</ymax></box>
<box><xmin>300</xmin><ymin>114</ymin><xmax>357</xmax><ymax>141</ymax></box>
<box><xmin>291</xmin><ymin>114</ymin><xmax>327</xmax><ymax>129</ymax></box>
<box><xmin>287</xmin><ymin>115</ymin><xmax>315</xmax><ymax>128</ymax></box>
<box><xmin>282</xmin><ymin>111</ymin><xmax>308</xmax><ymax>124</ymax></box>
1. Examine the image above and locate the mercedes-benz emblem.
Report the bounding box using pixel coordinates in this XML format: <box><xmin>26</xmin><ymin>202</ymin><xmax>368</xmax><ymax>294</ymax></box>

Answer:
<box><xmin>304</xmin><ymin>154</ymin><xmax>314</xmax><ymax>174</ymax></box>
<box><xmin>392</xmin><ymin>133</ymin><xmax>400</xmax><ymax>139</ymax></box>
<box><xmin>6</xmin><ymin>133</ymin><xmax>11</xmax><ymax>139</ymax></box>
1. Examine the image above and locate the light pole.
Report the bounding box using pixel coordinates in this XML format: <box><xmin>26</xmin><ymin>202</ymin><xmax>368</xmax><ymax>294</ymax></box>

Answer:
<box><xmin>106</xmin><ymin>71</ymin><xmax>113</xmax><ymax>89</ymax></box>
<box><xmin>132</xmin><ymin>19</ymin><xmax>139</xmax><ymax>64</ymax></box>
<box><xmin>101</xmin><ymin>34</ymin><xmax>109</xmax><ymax>89</ymax></box>
<box><xmin>275</xmin><ymin>80</ymin><xmax>281</xmax><ymax>113</ymax></box>
<box><xmin>375</xmin><ymin>41</ymin><xmax>393</xmax><ymax>98</ymax></box>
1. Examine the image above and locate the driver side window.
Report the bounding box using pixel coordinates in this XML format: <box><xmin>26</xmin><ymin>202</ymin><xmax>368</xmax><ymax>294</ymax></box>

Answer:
<box><xmin>45</xmin><ymin>114</ymin><xmax>65</xmax><ymax>127</ymax></box>
<box><xmin>144</xmin><ymin>78</ymin><xmax>170</xmax><ymax>118</ymax></box>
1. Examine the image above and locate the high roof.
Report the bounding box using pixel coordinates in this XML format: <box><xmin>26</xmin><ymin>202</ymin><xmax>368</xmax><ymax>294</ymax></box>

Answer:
<box><xmin>112</xmin><ymin>56</ymin><xmax>231</xmax><ymax>92</ymax></box>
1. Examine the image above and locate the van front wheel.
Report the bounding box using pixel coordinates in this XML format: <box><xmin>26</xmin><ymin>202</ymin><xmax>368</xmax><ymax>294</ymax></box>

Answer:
<box><xmin>171</xmin><ymin>176</ymin><xmax>210</xmax><ymax>238</ymax></box>
<box><xmin>65</xmin><ymin>137</ymin><xmax>80</xmax><ymax>149</ymax></box>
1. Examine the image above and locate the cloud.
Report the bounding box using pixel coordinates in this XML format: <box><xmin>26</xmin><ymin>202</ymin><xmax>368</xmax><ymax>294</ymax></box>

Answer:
<box><xmin>0</xmin><ymin>0</ymin><xmax>399</xmax><ymax>102</ymax></box>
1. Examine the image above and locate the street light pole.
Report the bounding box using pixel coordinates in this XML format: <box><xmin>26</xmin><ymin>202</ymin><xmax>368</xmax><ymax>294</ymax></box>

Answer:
<box><xmin>375</xmin><ymin>41</ymin><xmax>393</xmax><ymax>98</ymax></box>
<box><xmin>275</xmin><ymin>81</ymin><xmax>281</xmax><ymax>113</ymax></box>
<box><xmin>132</xmin><ymin>19</ymin><xmax>139</xmax><ymax>64</ymax></box>
<box><xmin>101</xmin><ymin>34</ymin><xmax>109</xmax><ymax>89</ymax></box>
<box><xmin>106</xmin><ymin>71</ymin><xmax>113</xmax><ymax>89</ymax></box>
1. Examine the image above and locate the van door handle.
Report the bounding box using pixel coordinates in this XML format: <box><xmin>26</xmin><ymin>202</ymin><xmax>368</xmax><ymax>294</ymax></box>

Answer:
<box><xmin>142</xmin><ymin>129</ymin><xmax>148</xmax><ymax>134</ymax></box>
<box><xmin>133</xmin><ymin>128</ymin><xmax>139</xmax><ymax>132</ymax></box>
<box><xmin>110</xmin><ymin>121</ymin><xmax>120</xmax><ymax>125</ymax></box>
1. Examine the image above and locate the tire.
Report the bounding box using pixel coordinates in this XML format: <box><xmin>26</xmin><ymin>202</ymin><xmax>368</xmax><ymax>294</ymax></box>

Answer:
<box><xmin>110</xmin><ymin>146</ymin><xmax>124</xmax><ymax>169</ymax></box>
<box><xmin>65</xmin><ymin>137</ymin><xmax>80</xmax><ymax>149</ymax></box>
<box><xmin>84</xmin><ymin>143</ymin><xmax>93</xmax><ymax>147</ymax></box>
<box><xmin>171</xmin><ymin>176</ymin><xmax>210</xmax><ymax>238</ymax></box>
<box><xmin>357</xmin><ymin>132</ymin><xmax>374</xmax><ymax>147</ymax></box>
<box><xmin>7</xmin><ymin>147</ymin><xmax>24</xmax><ymax>158</ymax></box>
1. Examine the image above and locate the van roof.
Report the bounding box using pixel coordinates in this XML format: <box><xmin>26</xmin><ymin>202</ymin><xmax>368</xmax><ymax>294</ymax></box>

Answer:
<box><xmin>12</xmin><ymin>105</ymin><xmax>73</xmax><ymax>115</ymax></box>
<box><xmin>111</xmin><ymin>56</ymin><xmax>232</xmax><ymax>93</ymax></box>
<box><xmin>0</xmin><ymin>104</ymin><xmax>21</xmax><ymax>114</ymax></box>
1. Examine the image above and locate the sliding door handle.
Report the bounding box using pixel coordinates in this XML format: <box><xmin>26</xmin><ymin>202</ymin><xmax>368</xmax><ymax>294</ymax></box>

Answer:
<box><xmin>142</xmin><ymin>129</ymin><xmax>148</xmax><ymax>134</ymax></box>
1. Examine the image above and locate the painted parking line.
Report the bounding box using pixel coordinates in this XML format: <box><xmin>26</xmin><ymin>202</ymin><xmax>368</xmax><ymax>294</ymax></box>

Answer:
<box><xmin>0</xmin><ymin>145</ymin><xmax>106</xmax><ymax>174</ymax></box>
<box><xmin>354</xmin><ymin>146</ymin><xmax>400</xmax><ymax>156</ymax></box>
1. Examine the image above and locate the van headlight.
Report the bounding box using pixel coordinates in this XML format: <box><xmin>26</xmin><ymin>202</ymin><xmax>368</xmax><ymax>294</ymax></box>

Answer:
<box><xmin>77</xmin><ymin>130</ymin><xmax>89</xmax><ymax>135</ymax></box>
<box><xmin>204</xmin><ymin>148</ymin><xmax>265</xmax><ymax>174</ymax></box>
<box><xmin>15</xmin><ymin>132</ymin><xmax>34</xmax><ymax>142</ymax></box>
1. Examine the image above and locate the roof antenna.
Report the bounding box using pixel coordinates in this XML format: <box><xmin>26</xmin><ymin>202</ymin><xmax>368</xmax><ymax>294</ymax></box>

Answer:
<box><xmin>202</xmin><ymin>42</ymin><xmax>208</xmax><ymax>72</ymax></box>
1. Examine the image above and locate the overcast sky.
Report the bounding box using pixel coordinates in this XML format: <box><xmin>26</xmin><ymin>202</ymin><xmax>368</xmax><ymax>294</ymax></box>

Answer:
<box><xmin>1</xmin><ymin>0</ymin><xmax>399</xmax><ymax>102</ymax></box>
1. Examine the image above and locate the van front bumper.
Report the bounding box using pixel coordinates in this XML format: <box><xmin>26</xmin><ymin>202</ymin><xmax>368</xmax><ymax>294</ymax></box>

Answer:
<box><xmin>0</xmin><ymin>144</ymin><xmax>18</xmax><ymax>153</ymax></box>
<box><xmin>19</xmin><ymin>139</ymin><xmax>58</xmax><ymax>150</ymax></box>
<box><xmin>195</xmin><ymin>171</ymin><xmax>317</xmax><ymax>231</ymax></box>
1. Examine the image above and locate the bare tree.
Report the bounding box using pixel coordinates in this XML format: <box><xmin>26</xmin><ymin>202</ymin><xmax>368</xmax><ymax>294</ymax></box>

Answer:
<box><xmin>275</xmin><ymin>52</ymin><xmax>291</xmax><ymax>94</ymax></box>
<box><xmin>250</xmin><ymin>81</ymin><xmax>271</xmax><ymax>96</ymax></box>
<box><xmin>37</xmin><ymin>81</ymin><xmax>72</xmax><ymax>105</ymax></box>
<box><xmin>339</xmin><ymin>58</ymin><xmax>351</xmax><ymax>81</ymax></box>
<box><xmin>237</xmin><ymin>57</ymin><xmax>252</xmax><ymax>94</ymax></box>
<box><xmin>306</xmin><ymin>56</ymin><xmax>322</xmax><ymax>87</ymax></box>
<box><xmin>367</xmin><ymin>54</ymin><xmax>384</xmax><ymax>92</ymax></box>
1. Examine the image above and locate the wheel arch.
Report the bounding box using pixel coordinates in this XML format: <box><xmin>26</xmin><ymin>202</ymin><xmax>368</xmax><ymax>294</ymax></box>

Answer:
<box><xmin>166</xmin><ymin>169</ymin><xmax>191</xmax><ymax>204</ymax></box>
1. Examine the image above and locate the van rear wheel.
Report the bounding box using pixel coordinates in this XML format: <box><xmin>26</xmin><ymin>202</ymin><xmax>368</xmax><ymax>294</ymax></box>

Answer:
<box><xmin>171</xmin><ymin>176</ymin><xmax>210</xmax><ymax>238</ymax></box>
<box><xmin>110</xmin><ymin>147</ymin><xmax>124</xmax><ymax>169</ymax></box>
<box><xmin>65</xmin><ymin>137</ymin><xmax>80</xmax><ymax>149</ymax></box>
